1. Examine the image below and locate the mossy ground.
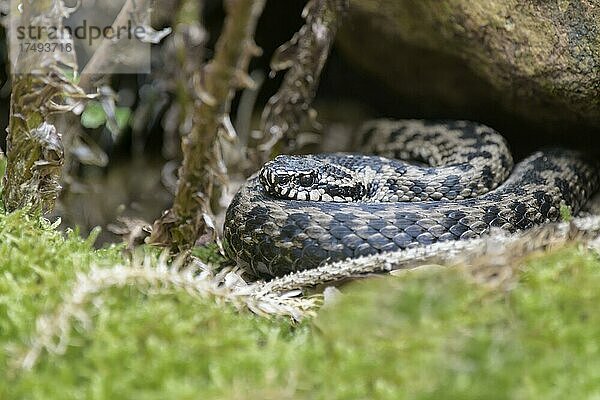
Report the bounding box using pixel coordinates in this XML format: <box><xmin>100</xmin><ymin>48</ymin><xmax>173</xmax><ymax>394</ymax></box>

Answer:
<box><xmin>1</xmin><ymin>209</ymin><xmax>600</xmax><ymax>399</ymax></box>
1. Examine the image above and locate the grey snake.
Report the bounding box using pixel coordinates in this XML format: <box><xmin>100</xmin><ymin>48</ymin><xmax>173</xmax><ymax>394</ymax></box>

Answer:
<box><xmin>224</xmin><ymin>120</ymin><xmax>600</xmax><ymax>278</ymax></box>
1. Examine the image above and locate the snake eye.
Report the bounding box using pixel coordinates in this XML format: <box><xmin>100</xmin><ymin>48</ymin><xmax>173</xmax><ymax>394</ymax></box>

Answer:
<box><xmin>276</xmin><ymin>175</ymin><xmax>290</xmax><ymax>185</ymax></box>
<box><xmin>299</xmin><ymin>174</ymin><xmax>315</xmax><ymax>187</ymax></box>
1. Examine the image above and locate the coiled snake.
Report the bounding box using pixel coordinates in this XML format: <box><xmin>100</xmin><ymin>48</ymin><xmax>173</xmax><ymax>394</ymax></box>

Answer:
<box><xmin>224</xmin><ymin>120</ymin><xmax>600</xmax><ymax>278</ymax></box>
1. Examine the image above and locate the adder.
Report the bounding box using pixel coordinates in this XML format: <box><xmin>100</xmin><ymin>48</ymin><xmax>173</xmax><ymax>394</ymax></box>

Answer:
<box><xmin>224</xmin><ymin>120</ymin><xmax>600</xmax><ymax>278</ymax></box>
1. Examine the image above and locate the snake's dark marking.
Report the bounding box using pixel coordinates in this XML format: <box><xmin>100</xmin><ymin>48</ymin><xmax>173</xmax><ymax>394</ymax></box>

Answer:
<box><xmin>224</xmin><ymin>120</ymin><xmax>600</xmax><ymax>278</ymax></box>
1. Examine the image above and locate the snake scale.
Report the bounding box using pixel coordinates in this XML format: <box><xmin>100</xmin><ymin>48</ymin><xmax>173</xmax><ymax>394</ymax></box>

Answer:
<box><xmin>224</xmin><ymin>120</ymin><xmax>600</xmax><ymax>278</ymax></box>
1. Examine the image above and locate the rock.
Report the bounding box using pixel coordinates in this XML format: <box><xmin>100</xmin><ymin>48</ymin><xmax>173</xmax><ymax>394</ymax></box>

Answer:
<box><xmin>336</xmin><ymin>0</ymin><xmax>600</xmax><ymax>145</ymax></box>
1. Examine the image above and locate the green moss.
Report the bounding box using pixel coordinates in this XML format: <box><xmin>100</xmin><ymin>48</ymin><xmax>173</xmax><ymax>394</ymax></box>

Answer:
<box><xmin>0</xmin><ymin>210</ymin><xmax>302</xmax><ymax>400</ymax></box>
<box><xmin>560</xmin><ymin>204</ymin><xmax>573</xmax><ymax>222</ymax></box>
<box><xmin>1</xmin><ymin>210</ymin><xmax>600</xmax><ymax>398</ymax></box>
<box><xmin>192</xmin><ymin>242</ymin><xmax>226</xmax><ymax>264</ymax></box>
<box><xmin>311</xmin><ymin>248</ymin><xmax>600</xmax><ymax>399</ymax></box>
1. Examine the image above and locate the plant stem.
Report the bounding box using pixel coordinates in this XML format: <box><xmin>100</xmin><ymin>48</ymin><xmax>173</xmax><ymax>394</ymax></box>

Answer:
<box><xmin>149</xmin><ymin>0</ymin><xmax>266</xmax><ymax>249</ymax></box>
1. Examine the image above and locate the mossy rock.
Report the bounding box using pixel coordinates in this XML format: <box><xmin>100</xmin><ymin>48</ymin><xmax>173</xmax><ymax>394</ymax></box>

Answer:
<box><xmin>338</xmin><ymin>1</ymin><xmax>600</xmax><ymax>144</ymax></box>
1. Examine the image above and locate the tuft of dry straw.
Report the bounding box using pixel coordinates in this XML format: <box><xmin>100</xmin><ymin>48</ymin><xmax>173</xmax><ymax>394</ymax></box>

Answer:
<box><xmin>18</xmin><ymin>252</ymin><xmax>318</xmax><ymax>371</ymax></box>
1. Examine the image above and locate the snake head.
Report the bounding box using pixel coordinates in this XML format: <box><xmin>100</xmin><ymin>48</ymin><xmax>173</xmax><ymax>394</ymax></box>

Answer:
<box><xmin>259</xmin><ymin>155</ymin><xmax>367</xmax><ymax>202</ymax></box>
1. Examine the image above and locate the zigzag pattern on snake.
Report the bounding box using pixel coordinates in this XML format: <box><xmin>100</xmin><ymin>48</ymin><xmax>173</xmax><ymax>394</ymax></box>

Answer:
<box><xmin>224</xmin><ymin>120</ymin><xmax>600</xmax><ymax>278</ymax></box>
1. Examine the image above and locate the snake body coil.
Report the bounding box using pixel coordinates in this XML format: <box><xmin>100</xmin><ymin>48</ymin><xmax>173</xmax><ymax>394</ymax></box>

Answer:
<box><xmin>224</xmin><ymin>120</ymin><xmax>600</xmax><ymax>278</ymax></box>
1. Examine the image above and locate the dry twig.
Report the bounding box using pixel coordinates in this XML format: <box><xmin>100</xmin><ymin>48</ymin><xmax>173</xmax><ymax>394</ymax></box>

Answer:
<box><xmin>250</xmin><ymin>0</ymin><xmax>348</xmax><ymax>168</ymax></box>
<box><xmin>149</xmin><ymin>0</ymin><xmax>266</xmax><ymax>249</ymax></box>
